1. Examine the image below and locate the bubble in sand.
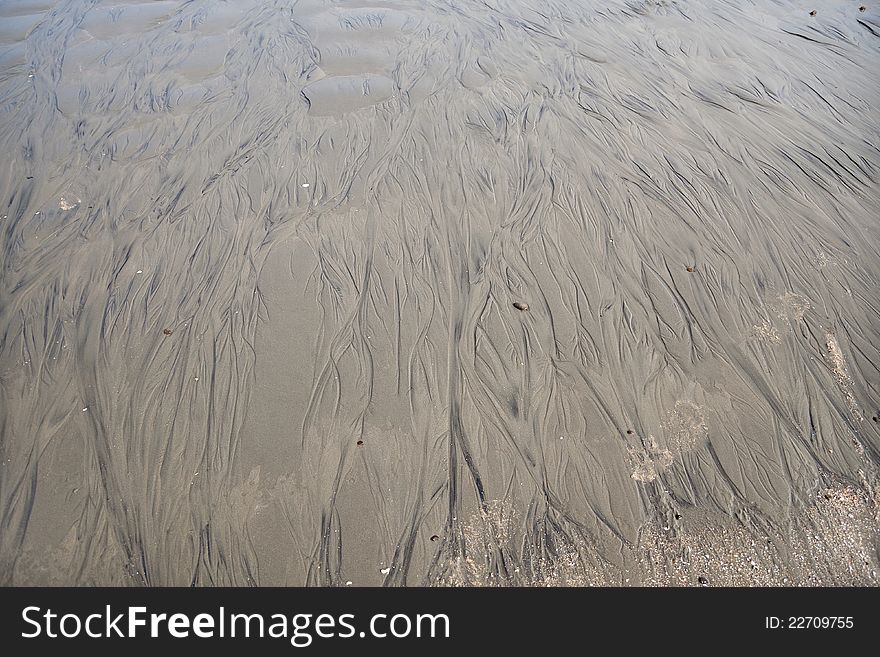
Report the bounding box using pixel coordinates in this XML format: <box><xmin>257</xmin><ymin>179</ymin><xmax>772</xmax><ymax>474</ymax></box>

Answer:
<box><xmin>59</xmin><ymin>196</ymin><xmax>79</xmax><ymax>211</ymax></box>
<box><xmin>662</xmin><ymin>401</ymin><xmax>708</xmax><ymax>454</ymax></box>
<box><xmin>750</xmin><ymin>319</ymin><xmax>781</xmax><ymax>345</ymax></box>
<box><xmin>630</xmin><ymin>436</ymin><xmax>674</xmax><ymax>482</ymax></box>
<box><xmin>775</xmin><ymin>292</ymin><xmax>810</xmax><ymax>322</ymax></box>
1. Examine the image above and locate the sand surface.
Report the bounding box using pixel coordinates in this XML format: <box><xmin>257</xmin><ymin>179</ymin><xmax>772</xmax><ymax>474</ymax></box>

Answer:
<box><xmin>1</xmin><ymin>0</ymin><xmax>879</xmax><ymax>586</ymax></box>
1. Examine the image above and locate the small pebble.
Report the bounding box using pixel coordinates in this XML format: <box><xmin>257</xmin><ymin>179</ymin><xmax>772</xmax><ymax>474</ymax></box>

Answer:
<box><xmin>698</xmin><ymin>576</ymin><xmax>709</xmax><ymax>586</ymax></box>
<box><xmin>302</xmin><ymin>183</ymin><xmax>309</xmax><ymax>188</ymax></box>
<box><xmin>686</xmin><ymin>266</ymin><xmax>695</xmax><ymax>273</ymax></box>
<box><xmin>810</xmin><ymin>10</ymin><xmax>816</xmax><ymax>16</ymax></box>
<box><xmin>860</xmin><ymin>6</ymin><xmax>867</xmax><ymax>11</ymax></box>
<box><xmin>356</xmin><ymin>440</ymin><xmax>364</xmax><ymax>446</ymax></box>
<box><xmin>380</xmin><ymin>567</ymin><xmax>391</xmax><ymax>574</ymax></box>
<box><xmin>513</xmin><ymin>301</ymin><xmax>529</xmax><ymax>311</ymax></box>
<box><xmin>626</xmin><ymin>429</ymin><xmax>634</xmax><ymax>435</ymax></box>
<box><xmin>163</xmin><ymin>328</ymin><xmax>173</xmax><ymax>336</ymax></box>
<box><xmin>430</xmin><ymin>535</ymin><xmax>439</xmax><ymax>542</ymax></box>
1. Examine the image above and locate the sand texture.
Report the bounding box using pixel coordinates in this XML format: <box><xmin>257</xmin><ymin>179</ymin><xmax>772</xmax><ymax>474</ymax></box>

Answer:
<box><xmin>1</xmin><ymin>0</ymin><xmax>879</xmax><ymax>586</ymax></box>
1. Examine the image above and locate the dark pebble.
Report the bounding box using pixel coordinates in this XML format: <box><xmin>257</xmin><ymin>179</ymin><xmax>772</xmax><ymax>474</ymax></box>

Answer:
<box><xmin>686</xmin><ymin>266</ymin><xmax>695</xmax><ymax>273</ymax></box>
<box><xmin>626</xmin><ymin>429</ymin><xmax>634</xmax><ymax>435</ymax></box>
<box><xmin>513</xmin><ymin>302</ymin><xmax>529</xmax><ymax>311</ymax></box>
<box><xmin>674</xmin><ymin>513</ymin><xmax>682</xmax><ymax>520</ymax></box>
<box><xmin>860</xmin><ymin>6</ymin><xmax>867</xmax><ymax>11</ymax></box>
<box><xmin>356</xmin><ymin>440</ymin><xmax>364</xmax><ymax>446</ymax></box>
<box><xmin>163</xmin><ymin>328</ymin><xmax>173</xmax><ymax>336</ymax></box>
<box><xmin>698</xmin><ymin>576</ymin><xmax>708</xmax><ymax>586</ymax></box>
<box><xmin>810</xmin><ymin>10</ymin><xmax>816</xmax><ymax>16</ymax></box>
<box><xmin>430</xmin><ymin>535</ymin><xmax>439</xmax><ymax>542</ymax></box>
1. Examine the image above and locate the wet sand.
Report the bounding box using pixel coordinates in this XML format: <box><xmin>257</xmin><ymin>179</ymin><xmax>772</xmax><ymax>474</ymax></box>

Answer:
<box><xmin>1</xmin><ymin>0</ymin><xmax>878</xmax><ymax>586</ymax></box>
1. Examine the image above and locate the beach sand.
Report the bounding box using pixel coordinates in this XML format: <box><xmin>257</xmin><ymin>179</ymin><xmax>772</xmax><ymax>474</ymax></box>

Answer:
<box><xmin>1</xmin><ymin>0</ymin><xmax>878</xmax><ymax>586</ymax></box>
